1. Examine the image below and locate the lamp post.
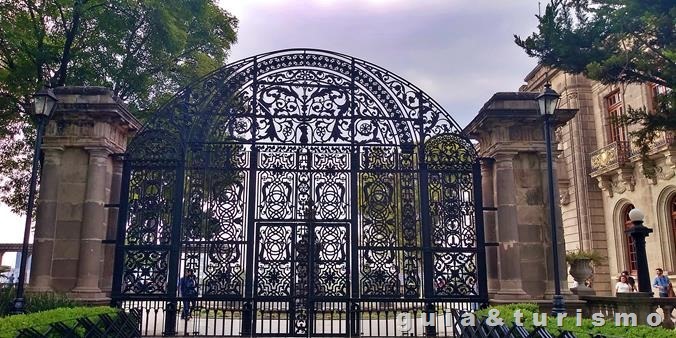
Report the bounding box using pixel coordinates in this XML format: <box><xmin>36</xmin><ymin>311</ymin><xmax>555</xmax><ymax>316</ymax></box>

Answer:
<box><xmin>626</xmin><ymin>208</ymin><xmax>653</xmax><ymax>293</ymax></box>
<box><xmin>536</xmin><ymin>83</ymin><xmax>566</xmax><ymax>314</ymax></box>
<box><xmin>11</xmin><ymin>87</ymin><xmax>58</xmax><ymax>314</ymax></box>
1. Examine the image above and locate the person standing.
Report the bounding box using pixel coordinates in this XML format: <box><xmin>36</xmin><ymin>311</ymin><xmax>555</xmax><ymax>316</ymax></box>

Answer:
<box><xmin>652</xmin><ymin>268</ymin><xmax>672</xmax><ymax>298</ymax></box>
<box><xmin>620</xmin><ymin>271</ymin><xmax>636</xmax><ymax>291</ymax></box>
<box><xmin>179</xmin><ymin>269</ymin><xmax>198</xmax><ymax>320</ymax></box>
<box><xmin>615</xmin><ymin>275</ymin><xmax>634</xmax><ymax>294</ymax></box>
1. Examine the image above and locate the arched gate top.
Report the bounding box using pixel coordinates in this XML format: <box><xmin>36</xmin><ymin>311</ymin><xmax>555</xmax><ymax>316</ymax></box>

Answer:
<box><xmin>128</xmin><ymin>48</ymin><xmax>475</xmax><ymax>160</ymax></box>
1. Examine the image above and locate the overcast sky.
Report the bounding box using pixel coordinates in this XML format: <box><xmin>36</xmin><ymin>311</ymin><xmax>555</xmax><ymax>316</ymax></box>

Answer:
<box><xmin>1</xmin><ymin>0</ymin><xmax>542</xmax><ymax>263</ymax></box>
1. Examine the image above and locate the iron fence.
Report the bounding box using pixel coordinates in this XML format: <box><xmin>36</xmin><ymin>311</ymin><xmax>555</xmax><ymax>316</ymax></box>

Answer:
<box><xmin>16</xmin><ymin>308</ymin><xmax>141</xmax><ymax>338</ymax></box>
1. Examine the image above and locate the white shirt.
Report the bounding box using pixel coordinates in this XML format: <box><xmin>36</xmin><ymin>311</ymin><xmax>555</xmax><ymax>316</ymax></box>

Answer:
<box><xmin>615</xmin><ymin>282</ymin><xmax>633</xmax><ymax>293</ymax></box>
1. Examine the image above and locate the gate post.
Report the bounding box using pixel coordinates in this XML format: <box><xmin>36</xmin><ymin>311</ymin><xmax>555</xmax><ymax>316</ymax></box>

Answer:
<box><xmin>350</xmin><ymin>301</ymin><xmax>360</xmax><ymax>337</ymax></box>
<box><xmin>463</xmin><ymin>92</ymin><xmax>576</xmax><ymax>301</ymax></box>
<box><xmin>29</xmin><ymin>86</ymin><xmax>140</xmax><ymax>299</ymax></box>
<box><xmin>424</xmin><ymin>302</ymin><xmax>437</xmax><ymax>337</ymax></box>
<box><xmin>242</xmin><ymin>301</ymin><xmax>253</xmax><ymax>336</ymax></box>
<box><xmin>163</xmin><ymin>158</ymin><xmax>186</xmax><ymax>336</ymax></box>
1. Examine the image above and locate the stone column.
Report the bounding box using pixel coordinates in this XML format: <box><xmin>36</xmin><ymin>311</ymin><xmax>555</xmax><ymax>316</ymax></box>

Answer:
<box><xmin>28</xmin><ymin>147</ymin><xmax>63</xmax><ymax>292</ymax></box>
<box><xmin>481</xmin><ymin>159</ymin><xmax>500</xmax><ymax>294</ymax></box>
<box><xmin>541</xmin><ymin>153</ymin><xmax>572</xmax><ymax>299</ymax></box>
<box><xmin>493</xmin><ymin>153</ymin><xmax>529</xmax><ymax>299</ymax></box>
<box><xmin>101</xmin><ymin>157</ymin><xmax>123</xmax><ymax>295</ymax></box>
<box><xmin>70</xmin><ymin>147</ymin><xmax>110</xmax><ymax>299</ymax></box>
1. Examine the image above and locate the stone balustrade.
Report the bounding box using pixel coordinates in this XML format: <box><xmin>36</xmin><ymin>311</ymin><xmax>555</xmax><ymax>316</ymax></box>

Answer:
<box><xmin>580</xmin><ymin>294</ymin><xmax>676</xmax><ymax>329</ymax></box>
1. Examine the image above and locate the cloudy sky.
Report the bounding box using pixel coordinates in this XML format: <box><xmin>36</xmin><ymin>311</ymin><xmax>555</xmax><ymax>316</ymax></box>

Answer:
<box><xmin>2</xmin><ymin>0</ymin><xmax>542</xmax><ymax>263</ymax></box>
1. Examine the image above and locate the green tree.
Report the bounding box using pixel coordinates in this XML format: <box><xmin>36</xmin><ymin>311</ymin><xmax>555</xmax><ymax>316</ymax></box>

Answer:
<box><xmin>514</xmin><ymin>0</ymin><xmax>675</xmax><ymax>174</ymax></box>
<box><xmin>0</xmin><ymin>0</ymin><xmax>238</xmax><ymax>214</ymax></box>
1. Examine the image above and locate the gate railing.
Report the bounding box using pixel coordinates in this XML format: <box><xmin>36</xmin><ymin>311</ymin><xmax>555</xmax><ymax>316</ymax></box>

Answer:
<box><xmin>16</xmin><ymin>308</ymin><xmax>141</xmax><ymax>338</ymax></box>
<box><xmin>122</xmin><ymin>299</ymin><xmax>486</xmax><ymax>337</ymax></box>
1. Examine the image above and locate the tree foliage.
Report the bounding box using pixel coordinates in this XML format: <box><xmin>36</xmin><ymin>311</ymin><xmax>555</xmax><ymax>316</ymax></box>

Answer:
<box><xmin>0</xmin><ymin>0</ymin><xmax>238</xmax><ymax>213</ymax></box>
<box><xmin>514</xmin><ymin>0</ymin><xmax>675</xmax><ymax>169</ymax></box>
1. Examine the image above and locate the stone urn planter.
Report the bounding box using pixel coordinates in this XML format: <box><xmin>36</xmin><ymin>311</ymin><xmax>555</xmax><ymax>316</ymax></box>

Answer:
<box><xmin>565</xmin><ymin>250</ymin><xmax>604</xmax><ymax>296</ymax></box>
<box><xmin>569</xmin><ymin>258</ymin><xmax>595</xmax><ymax>295</ymax></box>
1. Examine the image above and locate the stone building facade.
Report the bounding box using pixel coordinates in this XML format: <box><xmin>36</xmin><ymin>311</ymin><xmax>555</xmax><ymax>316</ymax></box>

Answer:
<box><xmin>520</xmin><ymin>65</ymin><xmax>676</xmax><ymax>295</ymax></box>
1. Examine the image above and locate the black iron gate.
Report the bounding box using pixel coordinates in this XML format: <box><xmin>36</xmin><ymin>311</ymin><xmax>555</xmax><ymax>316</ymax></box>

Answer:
<box><xmin>111</xmin><ymin>49</ymin><xmax>487</xmax><ymax>337</ymax></box>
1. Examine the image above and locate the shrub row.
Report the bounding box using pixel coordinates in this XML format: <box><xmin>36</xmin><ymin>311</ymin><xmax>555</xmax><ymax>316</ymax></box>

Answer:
<box><xmin>0</xmin><ymin>306</ymin><xmax>118</xmax><ymax>338</ymax></box>
<box><xmin>0</xmin><ymin>287</ymin><xmax>79</xmax><ymax>316</ymax></box>
<box><xmin>474</xmin><ymin>304</ymin><xmax>676</xmax><ymax>338</ymax></box>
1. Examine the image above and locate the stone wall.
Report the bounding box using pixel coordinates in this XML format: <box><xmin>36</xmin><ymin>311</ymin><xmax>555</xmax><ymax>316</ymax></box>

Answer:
<box><xmin>28</xmin><ymin>87</ymin><xmax>140</xmax><ymax>301</ymax></box>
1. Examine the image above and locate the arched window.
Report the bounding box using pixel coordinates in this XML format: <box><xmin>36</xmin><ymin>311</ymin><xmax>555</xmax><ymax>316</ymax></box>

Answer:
<box><xmin>623</xmin><ymin>204</ymin><xmax>637</xmax><ymax>273</ymax></box>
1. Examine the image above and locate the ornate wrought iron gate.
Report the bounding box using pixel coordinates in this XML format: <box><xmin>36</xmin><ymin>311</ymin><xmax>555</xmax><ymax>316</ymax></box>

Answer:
<box><xmin>111</xmin><ymin>49</ymin><xmax>487</xmax><ymax>337</ymax></box>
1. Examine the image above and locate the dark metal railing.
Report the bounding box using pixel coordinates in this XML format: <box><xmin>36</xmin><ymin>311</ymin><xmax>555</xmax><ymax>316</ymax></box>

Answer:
<box><xmin>122</xmin><ymin>299</ymin><xmax>483</xmax><ymax>337</ymax></box>
<box><xmin>590</xmin><ymin>141</ymin><xmax>630</xmax><ymax>174</ymax></box>
<box><xmin>16</xmin><ymin>308</ymin><xmax>141</xmax><ymax>338</ymax></box>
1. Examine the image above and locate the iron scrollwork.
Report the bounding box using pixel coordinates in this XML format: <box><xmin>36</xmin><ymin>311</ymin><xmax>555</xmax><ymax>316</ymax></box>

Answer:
<box><xmin>114</xmin><ymin>49</ymin><xmax>484</xmax><ymax>336</ymax></box>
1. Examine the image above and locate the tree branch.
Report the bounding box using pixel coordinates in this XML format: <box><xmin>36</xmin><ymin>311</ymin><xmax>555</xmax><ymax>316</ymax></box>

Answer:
<box><xmin>55</xmin><ymin>1</ymin><xmax>69</xmax><ymax>32</ymax></box>
<box><xmin>24</xmin><ymin>0</ymin><xmax>45</xmax><ymax>82</ymax></box>
<box><xmin>629</xmin><ymin>31</ymin><xmax>676</xmax><ymax>70</ymax></box>
<box><xmin>55</xmin><ymin>0</ymin><xmax>85</xmax><ymax>86</ymax></box>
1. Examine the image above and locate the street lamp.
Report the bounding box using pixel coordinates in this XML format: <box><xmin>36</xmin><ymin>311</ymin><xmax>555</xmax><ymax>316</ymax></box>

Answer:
<box><xmin>536</xmin><ymin>82</ymin><xmax>565</xmax><ymax>314</ymax></box>
<box><xmin>626</xmin><ymin>208</ymin><xmax>653</xmax><ymax>293</ymax></box>
<box><xmin>11</xmin><ymin>87</ymin><xmax>58</xmax><ymax>314</ymax></box>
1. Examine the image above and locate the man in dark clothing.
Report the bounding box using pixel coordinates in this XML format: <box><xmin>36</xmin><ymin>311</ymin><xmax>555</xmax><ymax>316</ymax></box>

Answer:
<box><xmin>179</xmin><ymin>269</ymin><xmax>198</xmax><ymax>320</ymax></box>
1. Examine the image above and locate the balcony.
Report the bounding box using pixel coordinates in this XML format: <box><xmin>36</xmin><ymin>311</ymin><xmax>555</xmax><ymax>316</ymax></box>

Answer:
<box><xmin>590</xmin><ymin>141</ymin><xmax>631</xmax><ymax>176</ymax></box>
<box><xmin>629</xmin><ymin>130</ymin><xmax>675</xmax><ymax>158</ymax></box>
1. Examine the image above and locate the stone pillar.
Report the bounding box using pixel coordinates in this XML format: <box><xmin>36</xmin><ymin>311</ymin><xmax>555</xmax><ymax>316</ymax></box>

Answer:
<box><xmin>481</xmin><ymin>159</ymin><xmax>500</xmax><ymax>294</ymax></box>
<box><xmin>493</xmin><ymin>153</ymin><xmax>529</xmax><ymax>299</ymax></box>
<box><xmin>463</xmin><ymin>92</ymin><xmax>577</xmax><ymax>302</ymax></box>
<box><xmin>28</xmin><ymin>86</ymin><xmax>140</xmax><ymax>301</ymax></box>
<box><xmin>28</xmin><ymin>147</ymin><xmax>63</xmax><ymax>292</ymax></box>
<box><xmin>101</xmin><ymin>158</ymin><xmax>123</xmax><ymax>295</ymax></box>
<box><xmin>70</xmin><ymin>148</ymin><xmax>110</xmax><ymax>299</ymax></box>
<box><xmin>541</xmin><ymin>153</ymin><xmax>573</xmax><ymax>298</ymax></box>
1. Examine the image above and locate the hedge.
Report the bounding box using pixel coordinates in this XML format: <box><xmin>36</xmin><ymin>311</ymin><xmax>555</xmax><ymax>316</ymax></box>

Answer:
<box><xmin>0</xmin><ymin>306</ymin><xmax>118</xmax><ymax>338</ymax></box>
<box><xmin>0</xmin><ymin>287</ymin><xmax>79</xmax><ymax>316</ymax></box>
<box><xmin>474</xmin><ymin>304</ymin><xmax>676</xmax><ymax>338</ymax></box>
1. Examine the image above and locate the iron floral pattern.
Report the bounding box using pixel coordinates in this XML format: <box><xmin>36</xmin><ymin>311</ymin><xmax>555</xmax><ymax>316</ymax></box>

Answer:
<box><xmin>115</xmin><ymin>49</ymin><xmax>482</xmax><ymax>335</ymax></box>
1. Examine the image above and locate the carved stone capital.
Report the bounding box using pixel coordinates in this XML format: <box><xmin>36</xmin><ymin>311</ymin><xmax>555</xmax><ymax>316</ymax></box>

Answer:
<box><xmin>596</xmin><ymin>176</ymin><xmax>613</xmax><ymax>198</ymax></box>
<box><xmin>656</xmin><ymin>165</ymin><xmax>675</xmax><ymax>181</ymax></box>
<box><xmin>85</xmin><ymin>147</ymin><xmax>112</xmax><ymax>159</ymax></box>
<box><xmin>41</xmin><ymin>146</ymin><xmax>64</xmax><ymax>166</ymax></box>
<box><xmin>493</xmin><ymin>152</ymin><xmax>517</xmax><ymax>165</ymax></box>
<box><xmin>618</xmin><ymin>170</ymin><xmax>635</xmax><ymax>192</ymax></box>
<box><xmin>560</xmin><ymin>188</ymin><xmax>571</xmax><ymax>205</ymax></box>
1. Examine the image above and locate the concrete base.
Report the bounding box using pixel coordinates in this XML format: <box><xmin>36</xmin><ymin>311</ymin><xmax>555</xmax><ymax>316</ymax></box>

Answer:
<box><xmin>493</xmin><ymin>288</ymin><xmax>532</xmax><ymax>300</ymax></box>
<box><xmin>26</xmin><ymin>286</ymin><xmax>54</xmax><ymax>293</ymax></box>
<box><xmin>68</xmin><ymin>287</ymin><xmax>109</xmax><ymax>303</ymax></box>
<box><xmin>570</xmin><ymin>285</ymin><xmax>596</xmax><ymax>296</ymax></box>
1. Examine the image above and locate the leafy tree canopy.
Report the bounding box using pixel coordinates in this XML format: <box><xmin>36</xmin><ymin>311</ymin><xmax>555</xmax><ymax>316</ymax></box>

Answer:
<box><xmin>0</xmin><ymin>0</ymin><xmax>238</xmax><ymax>213</ymax></box>
<box><xmin>515</xmin><ymin>0</ymin><xmax>675</xmax><ymax>162</ymax></box>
